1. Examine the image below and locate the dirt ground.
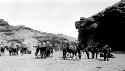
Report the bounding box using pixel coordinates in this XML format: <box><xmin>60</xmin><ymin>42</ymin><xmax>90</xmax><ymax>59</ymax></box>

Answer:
<box><xmin>0</xmin><ymin>51</ymin><xmax>125</xmax><ymax>71</ymax></box>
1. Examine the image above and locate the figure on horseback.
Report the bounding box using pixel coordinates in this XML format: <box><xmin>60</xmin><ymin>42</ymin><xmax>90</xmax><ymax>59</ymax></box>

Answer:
<box><xmin>35</xmin><ymin>41</ymin><xmax>47</xmax><ymax>58</ymax></box>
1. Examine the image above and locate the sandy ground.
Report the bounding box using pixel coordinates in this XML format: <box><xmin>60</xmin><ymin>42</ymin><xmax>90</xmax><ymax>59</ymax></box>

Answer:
<box><xmin>0</xmin><ymin>51</ymin><xmax>125</xmax><ymax>71</ymax></box>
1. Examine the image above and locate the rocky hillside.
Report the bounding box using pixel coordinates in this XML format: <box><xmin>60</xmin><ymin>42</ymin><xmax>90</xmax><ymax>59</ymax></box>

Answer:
<box><xmin>0</xmin><ymin>19</ymin><xmax>77</xmax><ymax>50</ymax></box>
<box><xmin>75</xmin><ymin>0</ymin><xmax>125</xmax><ymax>51</ymax></box>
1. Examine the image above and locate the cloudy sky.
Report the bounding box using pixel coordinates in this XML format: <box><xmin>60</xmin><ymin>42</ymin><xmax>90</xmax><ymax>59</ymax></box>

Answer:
<box><xmin>0</xmin><ymin>0</ymin><xmax>120</xmax><ymax>38</ymax></box>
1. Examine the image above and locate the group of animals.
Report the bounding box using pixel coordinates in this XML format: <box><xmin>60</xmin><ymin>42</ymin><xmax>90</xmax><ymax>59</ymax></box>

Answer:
<box><xmin>0</xmin><ymin>43</ymin><xmax>31</xmax><ymax>56</ymax></box>
<box><xmin>0</xmin><ymin>41</ymin><xmax>113</xmax><ymax>61</ymax></box>
<box><xmin>63</xmin><ymin>42</ymin><xmax>113</xmax><ymax>61</ymax></box>
<box><xmin>35</xmin><ymin>40</ymin><xmax>114</xmax><ymax>61</ymax></box>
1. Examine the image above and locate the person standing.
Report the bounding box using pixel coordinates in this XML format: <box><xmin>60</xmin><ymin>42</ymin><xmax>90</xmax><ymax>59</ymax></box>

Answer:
<box><xmin>102</xmin><ymin>45</ymin><xmax>111</xmax><ymax>61</ymax></box>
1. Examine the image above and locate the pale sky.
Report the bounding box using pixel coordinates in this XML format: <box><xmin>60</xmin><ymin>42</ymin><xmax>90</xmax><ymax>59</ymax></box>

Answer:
<box><xmin>0</xmin><ymin>0</ymin><xmax>120</xmax><ymax>38</ymax></box>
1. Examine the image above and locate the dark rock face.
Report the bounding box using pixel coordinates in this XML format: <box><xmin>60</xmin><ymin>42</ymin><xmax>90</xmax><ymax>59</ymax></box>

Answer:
<box><xmin>75</xmin><ymin>0</ymin><xmax>125</xmax><ymax>51</ymax></box>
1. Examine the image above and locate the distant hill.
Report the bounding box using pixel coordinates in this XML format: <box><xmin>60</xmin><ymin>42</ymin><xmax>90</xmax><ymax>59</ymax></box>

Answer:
<box><xmin>57</xmin><ymin>34</ymin><xmax>77</xmax><ymax>42</ymax></box>
<box><xmin>0</xmin><ymin>19</ymin><xmax>77</xmax><ymax>50</ymax></box>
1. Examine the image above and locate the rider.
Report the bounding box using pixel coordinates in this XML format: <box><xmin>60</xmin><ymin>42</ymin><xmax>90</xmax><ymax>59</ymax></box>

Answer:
<box><xmin>42</xmin><ymin>41</ymin><xmax>47</xmax><ymax>47</ymax></box>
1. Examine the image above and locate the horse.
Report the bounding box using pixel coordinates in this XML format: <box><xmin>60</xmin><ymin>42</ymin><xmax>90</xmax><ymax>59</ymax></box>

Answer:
<box><xmin>63</xmin><ymin>43</ymin><xmax>81</xmax><ymax>60</ymax></box>
<box><xmin>20</xmin><ymin>46</ymin><xmax>31</xmax><ymax>55</ymax></box>
<box><xmin>0</xmin><ymin>45</ymin><xmax>5</xmax><ymax>56</ymax></box>
<box><xmin>35</xmin><ymin>42</ymin><xmax>49</xmax><ymax>58</ymax></box>
<box><xmin>8</xmin><ymin>44</ymin><xmax>19</xmax><ymax>56</ymax></box>
<box><xmin>45</xmin><ymin>41</ymin><xmax>53</xmax><ymax>57</ymax></box>
<box><xmin>35</xmin><ymin>46</ymin><xmax>47</xmax><ymax>58</ymax></box>
<box><xmin>83</xmin><ymin>43</ymin><xmax>100</xmax><ymax>59</ymax></box>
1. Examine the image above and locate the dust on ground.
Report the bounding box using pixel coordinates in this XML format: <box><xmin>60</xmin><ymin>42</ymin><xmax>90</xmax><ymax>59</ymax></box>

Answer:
<box><xmin>0</xmin><ymin>51</ymin><xmax>125</xmax><ymax>71</ymax></box>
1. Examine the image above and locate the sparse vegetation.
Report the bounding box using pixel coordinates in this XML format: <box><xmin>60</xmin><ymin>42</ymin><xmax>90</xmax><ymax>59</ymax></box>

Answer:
<box><xmin>0</xmin><ymin>19</ymin><xmax>77</xmax><ymax>51</ymax></box>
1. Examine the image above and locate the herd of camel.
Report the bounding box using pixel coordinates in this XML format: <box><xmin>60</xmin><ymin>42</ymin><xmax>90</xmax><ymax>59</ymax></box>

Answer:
<box><xmin>0</xmin><ymin>41</ymin><xmax>114</xmax><ymax>61</ymax></box>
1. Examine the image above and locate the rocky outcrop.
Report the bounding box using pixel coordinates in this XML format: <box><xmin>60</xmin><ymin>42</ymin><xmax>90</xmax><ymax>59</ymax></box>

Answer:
<box><xmin>75</xmin><ymin>0</ymin><xmax>125</xmax><ymax>51</ymax></box>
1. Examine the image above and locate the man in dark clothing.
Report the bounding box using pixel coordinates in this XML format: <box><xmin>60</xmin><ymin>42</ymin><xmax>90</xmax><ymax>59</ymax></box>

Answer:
<box><xmin>102</xmin><ymin>45</ymin><xmax>111</xmax><ymax>61</ymax></box>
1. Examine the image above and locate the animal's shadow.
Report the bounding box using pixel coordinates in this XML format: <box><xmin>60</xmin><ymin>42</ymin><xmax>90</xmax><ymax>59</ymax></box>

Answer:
<box><xmin>31</xmin><ymin>56</ymin><xmax>47</xmax><ymax>59</ymax></box>
<box><xmin>97</xmin><ymin>58</ymin><xmax>111</xmax><ymax>61</ymax></box>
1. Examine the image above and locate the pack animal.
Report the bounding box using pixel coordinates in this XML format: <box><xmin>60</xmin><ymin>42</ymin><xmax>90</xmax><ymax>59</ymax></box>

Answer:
<box><xmin>63</xmin><ymin>43</ymin><xmax>81</xmax><ymax>60</ymax></box>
